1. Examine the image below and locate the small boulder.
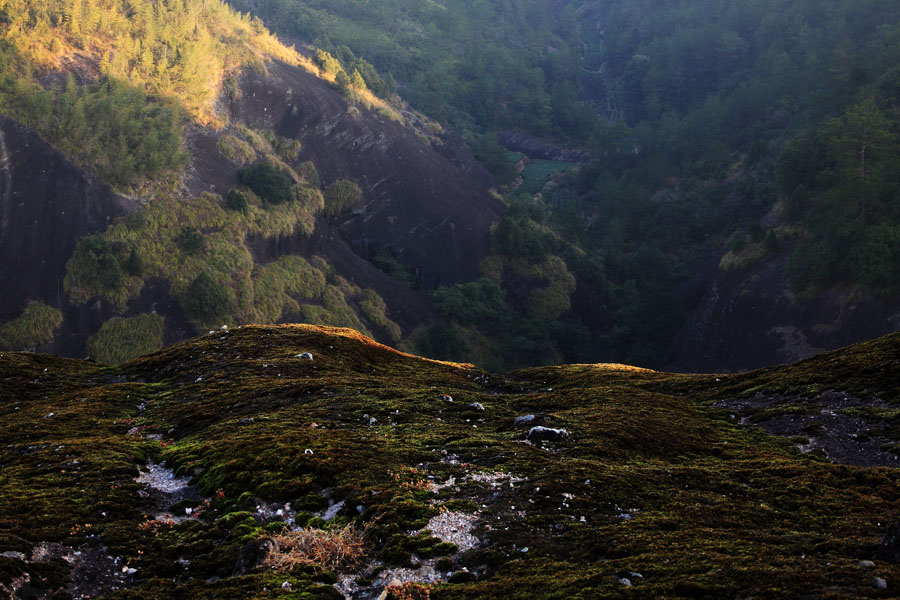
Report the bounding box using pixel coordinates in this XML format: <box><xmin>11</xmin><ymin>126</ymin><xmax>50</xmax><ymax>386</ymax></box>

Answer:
<box><xmin>295</xmin><ymin>352</ymin><xmax>314</xmax><ymax>360</ymax></box>
<box><xmin>860</xmin><ymin>560</ymin><xmax>876</xmax><ymax>569</ymax></box>
<box><xmin>469</xmin><ymin>402</ymin><xmax>485</xmax><ymax>411</ymax></box>
<box><xmin>513</xmin><ymin>414</ymin><xmax>536</xmax><ymax>427</ymax></box>
<box><xmin>527</xmin><ymin>426</ymin><xmax>569</xmax><ymax>442</ymax></box>
<box><xmin>874</xmin><ymin>577</ymin><xmax>888</xmax><ymax>589</ymax></box>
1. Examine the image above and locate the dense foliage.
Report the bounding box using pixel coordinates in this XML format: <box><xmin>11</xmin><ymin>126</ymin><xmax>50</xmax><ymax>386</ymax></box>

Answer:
<box><xmin>249</xmin><ymin>0</ymin><xmax>900</xmax><ymax>367</ymax></box>
<box><xmin>0</xmin><ymin>0</ymin><xmax>300</xmax><ymax>188</ymax></box>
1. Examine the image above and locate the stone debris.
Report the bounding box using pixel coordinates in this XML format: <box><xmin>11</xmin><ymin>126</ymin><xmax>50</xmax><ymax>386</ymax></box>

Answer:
<box><xmin>421</xmin><ymin>511</ymin><xmax>480</xmax><ymax>552</ymax></box>
<box><xmin>322</xmin><ymin>499</ymin><xmax>346</xmax><ymax>521</ymax></box>
<box><xmin>135</xmin><ymin>462</ymin><xmax>191</xmax><ymax>494</ymax></box>
<box><xmin>874</xmin><ymin>577</ymin><xmax>888</xmax><ymax>589</ymax></box>
<box><xmin>469</xmin><ymin>402</ymin><xmax>485</xmax><ymax>411</ymax></box>
<box><xmin>467</xmin><ymin>470</ymin><xmax>526</xmax><ymax>487</ymax></box>
<box><xmin>512</xmin><ymin>414</ymin><xmax>535</xmax><ymax>427</ymax></box>
<box><xmin>295</xmin><ymin>352</ymin><xmax>314</xmax><ymax>360</ymax></box>
<box><xmin>527</xmin><ymin>426</ymin><xmax>569</xmax><ymax>442</ymax></box>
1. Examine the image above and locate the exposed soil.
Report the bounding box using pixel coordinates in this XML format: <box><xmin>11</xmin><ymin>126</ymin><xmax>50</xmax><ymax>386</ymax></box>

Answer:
<box><xmin>716</xmin><ymin>390</ymin><xmax>900</xmax><ymax>467</ymax></box>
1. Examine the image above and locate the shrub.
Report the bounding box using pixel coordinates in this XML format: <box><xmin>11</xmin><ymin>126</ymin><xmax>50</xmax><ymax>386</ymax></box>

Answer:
<box><xmin>240</xmin><ymin>162</ymin><xmax>293</xmax><ymax>205</ymax></box>
<box><xmin>0</xmin><ymin>301</ymin><xmax>63</xmax><ymax>350</ymax></box>
<box><xmin>183</xmin><ymin>272</ymin><xmax>231</xmax><ymax>325</ymax></box>
<box><xmin>63</xmin><ymin>235</ymin><xmax>126</xmax><ymax>303</ymax></box>
<box><xmin>86</xmin><ymin>313</ymin><xmax>164</xmax><ymax>364</ymax></box>
<box><xmin>264</xmin><ymin>525</ymin><xmax>366</xmax><ymax>572</ymax></box>
<box><xmin>224</xmin><ymin>189</ymin><xmax>249</xmax><ymax>214</ymax></box>
<box><xmin>297</xmin><ymin>161</ymin><xmax>321</xmax><ymax>188</ymax></box>
<box><xmin>217</xmin><ymin>134</ymin><xmax>256</xmax><ymax>165</ymax></box>
<box><xmin>491</xmin><ymin>217</ymin><xmax>554</xmax><ymax>258</ymax></box>
<box><xmin>727</xmin><ymin>231</ymin><xmax>747</xmax><ymax>253</ymax></box>
<box><xmin>125</xmin><ymin>248</ymin><xmax>144</xmax><ymax>277</ymax></box>
<box><xmin>175</xmin><ymin>225</ymin><xmax>205</xmax><ymax>254</ymax></box>
<box><xmin>324</xmin><ymin>180</ymin><xmax>362</xmax><ymax>215</ymax></box>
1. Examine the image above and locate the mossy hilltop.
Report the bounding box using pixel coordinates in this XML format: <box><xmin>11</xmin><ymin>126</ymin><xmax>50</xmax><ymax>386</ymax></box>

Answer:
<box><xmin>4</xmin><ymin>325</ymin><xmax>900</xmax><ymax>598</ymax></box>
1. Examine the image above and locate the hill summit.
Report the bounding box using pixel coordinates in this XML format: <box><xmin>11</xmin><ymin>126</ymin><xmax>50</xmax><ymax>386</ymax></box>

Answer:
<box><xmin>3</xmin><ymin>325</ymin><xmax>900</xmax><ymax>598</ymax></box>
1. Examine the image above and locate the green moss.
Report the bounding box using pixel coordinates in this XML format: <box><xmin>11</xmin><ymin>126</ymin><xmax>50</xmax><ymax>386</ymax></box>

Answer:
<box><xmin>7</xmin><ymin>326</ymin><xmax>900</xmax><ymax>598</ymax></box>
<box><xmin>0</xmin><ymin>301</ymin><xmax>63</xmax><ymax>350</ymax></box>
<box><xmin>86</xmin><ymin>313</ymin><xmax>164</xmax><ymax>365</ymax></box>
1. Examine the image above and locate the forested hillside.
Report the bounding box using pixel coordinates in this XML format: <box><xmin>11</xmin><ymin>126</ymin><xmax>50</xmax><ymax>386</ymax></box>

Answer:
<box><xmin>1</xmin><ymin>0</ymin><xmax>899</xmax><ymax>371</ymax></box>
<box><xmin>0</xmin><ymin>0</ymin><xmax>483</xmax><ymax>365</ymax></box>
<box><xmin>0</xmin><ymin>0</ymin><xmax>302</xmax><ymax>187</ymax></box>
<box><xmin>233</xmin><ymin>0</ymin><xmax>900</xmax><ymax>369</ymax></box>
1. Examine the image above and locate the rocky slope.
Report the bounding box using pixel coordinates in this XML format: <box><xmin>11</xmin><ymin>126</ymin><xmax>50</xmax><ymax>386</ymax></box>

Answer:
<box><xmin>0</xmin><ymin>52</ymin><xmax>504</xmax><ymax>358</ymax></box>
<box><xmin>0</xmin><ymin>116</ymin><xmax>133</xmax><ymax>325</ymax></box>
<box><xmin>669</xmin><ymin>241</ymin><xmax>900</xmax><ymax>373</ymax></box>
<box><xmin>4</xmin><ymin>325</ymin><xmax>900</xmax><ymax>598</ymax></box>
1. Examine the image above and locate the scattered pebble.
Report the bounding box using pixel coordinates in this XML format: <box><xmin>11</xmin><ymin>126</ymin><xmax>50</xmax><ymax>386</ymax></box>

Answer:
<box><xmin>469</xmin><ymin>402</ymin><xmax>485</xmax><ymax>411</ymax></box>
<box><xmin>295</xmin><ymin>352</ymin><xmax>313</xmax><ymax>360</ymax></box>
<box><xmin>135</xmin><ymin>462</ymin><xmax>191</xmax><ymax>494</ymax></box>
<box><xmin>422</xmin><ymin>511</ymin><xmax>480</xmax><ymax>552</ymax></box>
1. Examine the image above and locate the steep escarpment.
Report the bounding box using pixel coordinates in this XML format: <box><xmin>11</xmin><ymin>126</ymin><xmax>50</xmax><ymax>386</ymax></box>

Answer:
<box><xmin>669</xmin><ymin>243</ymin><xmax>900</xmax><ymax>373</ymax></box>
<box><xmin>4</xmin><ymin>325</ymin><xmax>900</xmax><ymax>598</ymax></box>
<box><xmin>0</xmin><ymin>116</ymin><xmax>131</xmax><ymax>323</ymax></box>
<box><xmin>223</xmin><ymin>60</ymin><xmax>504</xmax><ymax>286</ymax></box>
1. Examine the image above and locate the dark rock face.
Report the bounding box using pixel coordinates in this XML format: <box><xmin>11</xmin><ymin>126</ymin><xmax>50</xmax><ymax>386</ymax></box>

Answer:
<box><xmin>0</xmin><ymin>57</ymin><xmax>502</xmax><ymax>355</ymax></box>
<box><xmin>0</xmin><ymin>116</ymin><xmax>131</xmax><ymax>321</ymax></box>
<box><xmin>225</xmin><ymin>61</ymin><xmax>505</xmax><ymax>287</ymax></box>
<box><xmin>669</xmin><ymin>244</ymin><xmax>900</xmax><ymax>373</ymax></box>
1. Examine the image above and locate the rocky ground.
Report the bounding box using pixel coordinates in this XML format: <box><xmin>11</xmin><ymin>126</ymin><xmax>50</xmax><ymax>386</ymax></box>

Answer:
<box><xmin>3</xmin><ymin>325</ymin><xmax>900</xmax><ymax>598</ymax></box>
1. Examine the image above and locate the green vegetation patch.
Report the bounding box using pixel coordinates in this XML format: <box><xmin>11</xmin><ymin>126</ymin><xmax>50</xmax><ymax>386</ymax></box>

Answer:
<box><xmin>324</xmin><ymin>180</ymin><xmax>363</xmax><ymax>216</ymax></box>
<box><xmin>0</xmin><ymin>301</ymin><xmax>63</xmax><ymax>350</ymax></box>
<box><xmin>517</xmin><ymin>160</ymin><xmax>577</xmax><ymax>196</ymax></box>
<box><xmin>64</xmin><ymin>190</ymin><xmax>322</xmax><ymax>321</ymax></box>
<box><xmin>86</xmin><ymin>313</ymin><xmax>164</xmax><ymax>365</ymax></box>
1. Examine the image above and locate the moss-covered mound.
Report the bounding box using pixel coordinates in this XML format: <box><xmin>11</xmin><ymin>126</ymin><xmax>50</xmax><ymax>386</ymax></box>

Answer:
<box><xmin>3</xmin><ymin>325</ymin><xmax>900</xmax><ymax>598</ymax></box>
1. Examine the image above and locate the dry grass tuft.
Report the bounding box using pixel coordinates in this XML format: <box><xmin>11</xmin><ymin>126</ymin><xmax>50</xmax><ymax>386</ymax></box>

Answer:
<box><xmin>265</xmin><ymin>525</ymin><xmax>367</xmax><ymax>572</ymax></box>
